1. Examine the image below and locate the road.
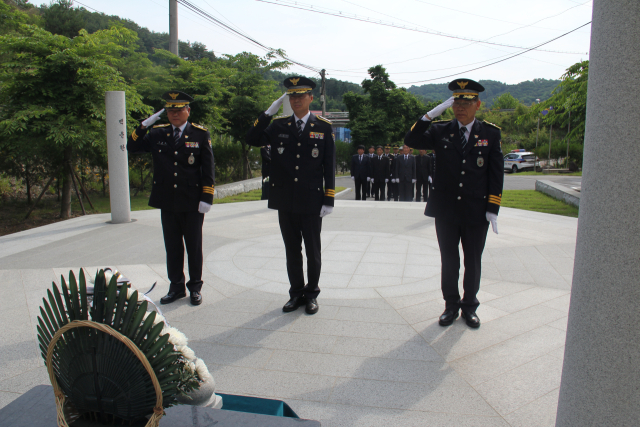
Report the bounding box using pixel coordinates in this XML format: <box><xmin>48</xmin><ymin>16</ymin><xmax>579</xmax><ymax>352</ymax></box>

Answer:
<box><xmin>335</xmin><ymin>174</ymin><xmax>581</xmax><ymax>199</ymax></box>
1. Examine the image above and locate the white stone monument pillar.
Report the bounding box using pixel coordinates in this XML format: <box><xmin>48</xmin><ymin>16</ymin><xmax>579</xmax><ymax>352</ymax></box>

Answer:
<box><xmin>555</xmin><ymin>1</ymin><xmax>640</xmax><ymax>425</ymax></box>
<box><xmin>105</xmin><ymin>91</ymin><xmax>132</xmax><ymax>224</ymax></box>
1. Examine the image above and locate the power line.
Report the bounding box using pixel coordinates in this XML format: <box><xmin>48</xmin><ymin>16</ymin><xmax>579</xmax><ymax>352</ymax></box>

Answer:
<box><xmin>397</xmin><ymin>21</ymin><xmax>591</xmax><ymax>85</ymax></box>
<box><xmin>256</xmin><ymin>0</ymin><xmax>587</xmax><ymax>55</ymax></box>
<box><xmin>177</xmin><ymin>0</ymin><xmax>322</xmax><ymax>74</ymax></box>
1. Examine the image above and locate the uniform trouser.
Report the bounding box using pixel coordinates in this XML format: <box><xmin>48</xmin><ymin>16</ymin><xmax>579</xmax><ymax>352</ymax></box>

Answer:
<box><xmin>392</xmin><ymin>182</ymin><xmax>399</xmax><ymax>201</ymax></box>
<box><xmin>398</xmin><ymin>180</ymin><xmax>414</xmax><ymax>202</ymax></box>
<box><xmin>387</xmin><ymin>181</ymin><xmax>394</xmax><ymax>200</ymax></box>
<box><xmin>434</xmin><ymin>217</ymin><xmax>490</xmax><ymax>313</ymax></box>
<box><xmin>415</xmin><ymin>180</ymin><xmax>428</xmax><ymax>202</ymax></box>
<box><xmin>354</xmin><ymin>177</ymin><xmax>367</xmax><ymax>200</ymax></box>
<box><xmin>278</xmin><ymin>211</ymin><xmax>323</xmax><ymax>299</ymax></box>
<box><xmin>161</xmin><ymin>210</ymin><xmax>205</xmax><ymax>293</ymax></box>
<box><xmin>365</xmin><ymin>181</ymin><xmax>371</xmax><ymax>197</ymax></box>
<box><xmin>372</xmin><ymin>180</ymin><xmax>385</xmax><ymax>200</ymax></box>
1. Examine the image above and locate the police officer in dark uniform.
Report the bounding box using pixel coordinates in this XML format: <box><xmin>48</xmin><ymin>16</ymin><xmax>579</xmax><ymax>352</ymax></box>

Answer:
<box><xmin>261</xmin><ymin>145</ymin><xmax>271</xmax><ymax>200</ymax></box>
<box><xmin>389</xmin><ymin>145</ymin><xmax>401</xmax><ymax>201</ymax></box>
<box><xmin>371</xmin><ymin>145</ymin><xmax>389</xmax><ymax>200</ymax></box>
<box><xmin>415</xmin><ymin>149</ymin><xmax>431</xmax><ymax>202</ymax></box>
<box><xmin>246</xmin><ymin>77</ymin><xmax>335</xmax><ymax>315</ymax></box>
<box><xmin>127</xmin><ymin>91</ymin><xmax>215</xmax><ymax>306</ymax></box>
<box><xmin>404</xmin><ymin>79</ymin><xmax>503</xmax><ymax>328</ymax></box>
<box><xmin>383</xmin><ymin>145</ymin><xmax>393</xmax><ymax>200</ymax></box>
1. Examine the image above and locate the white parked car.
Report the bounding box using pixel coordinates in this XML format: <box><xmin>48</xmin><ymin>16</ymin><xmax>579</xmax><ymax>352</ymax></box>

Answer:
<box><xmin>504</xmin><ymin>150</ymin><xmax>537</xmax><ymax>173</ymax></box>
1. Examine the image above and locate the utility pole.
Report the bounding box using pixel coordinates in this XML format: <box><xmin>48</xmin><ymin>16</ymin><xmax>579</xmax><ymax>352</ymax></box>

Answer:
<box><xmin>320</xmin><ymin>69</ymin><xmax>327</xmax><ymax>117</ymax></box>
<box><xmin>169</xmin><ymin>0</ymin><xmax>179</xmax><ymax>56</ymax></box>
<box><xmin>567</xmin><ymin>108</ymin><xmax>571</xmax><ymax>164</ymax></box>
<box><xmin>549</xmin><ymin>125</ymin><xmax>553</xmax><ymax>168</ymax></box>
<box><xmin>535</xmin><ymin>99</ymin><xmax>540</xmax><ymax>172</ymax></box>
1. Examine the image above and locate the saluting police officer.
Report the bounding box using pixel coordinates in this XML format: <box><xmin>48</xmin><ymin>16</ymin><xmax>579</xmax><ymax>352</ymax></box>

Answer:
<box><xmin>127</xmin><ymin>91</ymin><xmax>215</xmax><ymax>306</ymax></box>
<box><xmin>246</xmin><ymin>77</ymin><xmax>336</xmax><ymax>315</ymax></box>
<box><xmin>404</xmin><ymin>79</ymin><xmax>503</xmax><ymax>328</ymax></box>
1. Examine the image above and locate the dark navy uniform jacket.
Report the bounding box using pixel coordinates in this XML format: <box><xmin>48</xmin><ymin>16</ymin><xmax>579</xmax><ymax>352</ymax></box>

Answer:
<box><xmin>350</xmin><ymin>154</ymin><xmax>372</xmax><ymax>181</ymax></box>
<box><xmin>127</xmin><ymin>122</ymin><xmax>215</xmax><ymax>212</ymax></box>
<box><xmin>246</xmin><ymin>112</ymin><xmax>336</xmax><ymax>215</ymax></box>
<box><xmin>405</xmin><ymin>118</ymin><xmax>504</xmax><ymax>224</ymax></box>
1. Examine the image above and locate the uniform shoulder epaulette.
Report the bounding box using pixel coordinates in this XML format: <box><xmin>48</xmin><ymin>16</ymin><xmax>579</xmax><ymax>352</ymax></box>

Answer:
<box><xmin>317</xmin><ymin>115</ymin><xmax>332</xmax><ymax>125</ymax></box>
<box><xmin>482</xmin><ymin>120</ymin><xmax>501</xmax><ymax>130</ymax></box>
<box><xmin>153</xmin><ymin>123</ymin><xmax>170</xmax><ymax>128</ymax></box>
<box><xmin>273</xmin><ymin>115</ymin><xmax>289</xmax><ymax>120</ymax></box>
<box><xmin>191</xmin><ymin>123</ymin><xmax>208</xmax><ymax>131</ymax></box>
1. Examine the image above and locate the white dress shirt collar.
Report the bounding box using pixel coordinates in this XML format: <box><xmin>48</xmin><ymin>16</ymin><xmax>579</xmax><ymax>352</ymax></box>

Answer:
<box><xmin>172</xmin><ymin>122</ymin><xmax>188</xmax><ymax>137</ymax></box>
<box><xmin>293</xmin><ymin>111</ymin><xmax>311</xmax><ymax>127</ymax></box>
<box><xmin>457</xmin><ymin>119</ymin><xmax>475</xmax><ymax>140</ymax></box>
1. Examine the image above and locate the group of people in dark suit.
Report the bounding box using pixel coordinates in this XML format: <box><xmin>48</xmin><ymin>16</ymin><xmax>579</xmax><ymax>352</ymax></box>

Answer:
<box><xmin>131</xmin><ymin>76</ymin><xmax>503</xmax><ymax>331</ymax></box>
<box><xmin>350</xmin><ymin>144</ymin><xmax>434</xmax><ymax>202</ymax></box>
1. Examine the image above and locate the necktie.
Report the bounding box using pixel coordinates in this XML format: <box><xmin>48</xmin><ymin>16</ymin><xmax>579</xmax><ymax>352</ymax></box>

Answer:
<box><xmin>296</xmin><ymin>119</ymin><xmax>304</xmax><ymax>137</ymax></box>
<box><xmin>173</xmin><ymin>127</ymin><xmax>181</xmax><ymax>145</ymax></box>
<box><xmin>405</xmin><ymin>155</ymin><xmax>407</xmax><ymax>160</ymax></box>
<box><xmin>460</xmin><ymin>126</ymin><xmax>467</xmax><ymax>150</ymax></box>
<box><xmin>359</xmin><ymin>155</ymin><xmax>362</xmax><ymax>162</ymax></box>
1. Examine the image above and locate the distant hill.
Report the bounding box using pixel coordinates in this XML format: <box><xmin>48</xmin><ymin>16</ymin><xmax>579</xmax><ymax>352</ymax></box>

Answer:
<box><xmin>408</xmin><ymin>79</ymin><xmax>561</xmax><ymax>107</ymax></box>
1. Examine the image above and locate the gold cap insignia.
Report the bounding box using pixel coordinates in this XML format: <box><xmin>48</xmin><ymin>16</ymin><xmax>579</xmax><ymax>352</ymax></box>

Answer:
<box><xmin>457</xmin><ymin>81</ymin><xmax>469</xmax><ymax>89</ymax></box>
<box><xmin>168</xmin><ymin>92</ymin><xmax>180</xmax><ymax>99</ymax></box>
<box><xmin>290</xmin><ymin>78</ymin><xmax>300</xmax><ymax>86</ymax></box>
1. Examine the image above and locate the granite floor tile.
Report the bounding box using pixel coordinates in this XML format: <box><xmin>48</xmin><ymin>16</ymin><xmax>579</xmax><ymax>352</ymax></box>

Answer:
<box><xmin>0</xmin><ymin>391</ymin><xmax>22</xmax><ymax>411</ymax></box>
<box><xmin>484</xmin><ymin>287</ymin><xmax>568</xmax><ymax>313</ymax></box>
<box><xmin>449</xmin><ymin>325</ymin><xmax>566</xmax><ymax>386</ymax></box>
<box><xmin>290</xmin><ymin>318</ymin><xmax>418</xmax><ymax>341</ymax></box>
<box><xmin>487</xmin><ymin>305</ymin><xmax>566</xmax><ymax>337</ymax></box>
<box><xmin>0</xmin><ymin>366</ymin><xmax>49</xmax><ymax>394</ymax></box>
<box><xmin>211</xmin><ymin>365</ymin><xmax>336</xmax><ymax>402</ymax></box>
<box><xmin>189</xmin><ymin>342</ymin><xmax>275</xmax><ymax>369</ymax></box>
<box><xmin>334</xmin><ymin>306</ymin><xmax>407</xmax><ymax>324</ymax></box>
<box><xmin>329</xmin><ymin>378</ymin><xmax>498</xmax><ymax>416</ymax></box>
<box><xmin>331</xmin><ymin>336</ymin><xmax>443</xmax><ymax>362</ymax></box>
<box><xmin>481</xmin><ymin>282</ymin><xmax>534</xmax><ymax>297</ymax></box>
<box><xmin>546</xmin><ymin>316</ymin><xmax>568</xmax><ymax>332</ymax></box>
<box><xmin>224</xmin><ymin>328</ymin><xmax>337</xmax><ymax>353</ymax></box>
<box><xmin>397</xmin><ymin>300</ymin><xmax>445</xmax><ymax>325</ymax></box>
<box><xmin>383</xmin><ymin>289</ymin><xmax>443</xmax><ymax>310</ymax></box>
<box><xmin>542</xmin><ymin>294</ymin><xmax>571</xmax><ymax>313</ymax></box>
<box><xmin>474</xmin><ymin>355</ymin><xmax>563</xmax><ymax>416</ymax></box>
<box><xmin>503</xmin><ymin>389</ymin><xmax>559</xmax><ymax>427</ymax></box>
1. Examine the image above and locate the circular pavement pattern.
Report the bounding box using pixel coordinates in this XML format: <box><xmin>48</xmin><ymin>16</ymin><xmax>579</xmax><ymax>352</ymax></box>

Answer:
<box><xmin>205</xmin><ymin>231</ymin><xmax>445</xmax><ymax>299</ymax></box>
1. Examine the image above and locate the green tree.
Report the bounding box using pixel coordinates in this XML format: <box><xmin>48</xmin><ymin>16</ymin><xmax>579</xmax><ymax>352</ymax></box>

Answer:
<box><xmin>220</xmin><ymin>51</ymin><xmax>288</xmax><ymax>180</ymax></box>
<box><xmin>492</xmin><ymin>92</ymin><xmax>520</xmax><ymax>110</ymax></box>
<box><xmin>343</xmin><ymin>65</ymin><xmax>426</xmax><ymax>148</ymax></box>
<box><xmin>0</xmin><ymin>25</ymin><xmax>149</xmax><ymax>217</ymax></box>
<box><xmin>40</xmin><ymin>0</ymin><xmax>84</xmax><ymax>38</ymax></box>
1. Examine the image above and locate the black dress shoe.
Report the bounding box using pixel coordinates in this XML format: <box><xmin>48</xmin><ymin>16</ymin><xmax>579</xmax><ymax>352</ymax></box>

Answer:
<box><xmin>190</xmin><ymin>291</ymin><xmax>202</xmax><ymax>306</ymax></box>
<box><xmin>282</xmin><ymin>297</ymin><xmax>306</xmax><ymax>313</ymax></box>
<box><xmin>305</xmin><ymin>298</ymin><xmax>319</xmax><ymax>315</ymax></box>
<box><xmin>461</xmin><ymin>311</ymin><xmax>481</xmax><ymax>328</ymax></box>
<box><xmin>160</xmin><ymin>291</ymin><xmax>186</xmax><ymax>305</ymax></box>
<box><xmin>438</xmin><ymin>309</ymin><xmax>459</xmax><ymax>326</ymax></box>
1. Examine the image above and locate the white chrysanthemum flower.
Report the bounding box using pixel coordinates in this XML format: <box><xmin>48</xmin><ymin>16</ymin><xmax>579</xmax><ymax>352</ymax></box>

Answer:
<box><xmin>176</xmin><ymin>345</ymin><xmax>196</xmax><ymax>361</ymax></box>
<box><xmin>195</xmin><ymin>358</ymin><xmax>212</xmax><ymax>381</ymax></box>
<box><xmin>152</xmin><ymin>312</ymin><xmax>165</xmax><ymax>326</ymax></box>
<box><xmin>163</xmin><ymin>327</ymin><xmax>188</xmax><ymax>347</ymax></box>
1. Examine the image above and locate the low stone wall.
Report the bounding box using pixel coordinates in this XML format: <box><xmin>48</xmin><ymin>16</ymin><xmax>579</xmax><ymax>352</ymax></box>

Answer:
<box><xmin>214</xmin><ymin>177</ymin><xmax>263</xmax><ymax>199</ymax></box>
<box><xmin>535</xmin><ymin>180</ymin><xmax>580</xmax><ymax>208</ymax></box>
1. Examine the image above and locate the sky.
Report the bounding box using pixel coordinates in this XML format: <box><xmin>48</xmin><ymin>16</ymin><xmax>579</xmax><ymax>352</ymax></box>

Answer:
<box><xmin>30</xmin><ymin>0</ymin><xmax>594</xmax><ymax>87</ymax></box>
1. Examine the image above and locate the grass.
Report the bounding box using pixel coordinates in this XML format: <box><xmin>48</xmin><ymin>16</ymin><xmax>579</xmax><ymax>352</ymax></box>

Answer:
<box><xmin>502</xmin><ymin>190</ymin><xmax>579</xmax><ymax>217</ymax></box>
<box><xmin>507</xmin><ymin>171</ymin><xmax>582</xmax><ymax>176</ymax></box>
<box><xmin>0</xmin><ymin>187</ymin><xmax>348</xmax><ymax>236</ymax></box>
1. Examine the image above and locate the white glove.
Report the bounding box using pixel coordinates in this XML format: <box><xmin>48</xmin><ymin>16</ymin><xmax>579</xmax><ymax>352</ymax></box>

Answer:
<box><xmin>198</xmin><ymin>201</ymin><xmax>212</xmax><ymax>214</ymax></box>
<box><xmin>265</xmin><ymin>93</ymin><xmax>287</xmax><ymax>116</ymax></box>
<box><xmin>367</xmin><ymin>177</ymin><xmax>371</xmax><ymax>182</ymax></box>
<box><xmin>319</xmin><ymin>205</ymin><xmax>333</xmax><ymax>218</ymax></box>
<box><xmin>428</xmin><ymin>176</ymin><xmax>432</xmax><ymax>183</ymax></box>
<box><xmin>385</xmin><ymin>179</ymin><xmax>389</xmax><ymax>183</ymax></box>
<box><xmin>412</xmin><ymin>179</ymin><xmax>417</xmax><ymax>184</ymax></box>
<box><xmin>423</xmin><ymin>96</ymin><xmax>454</xmax><ymax>121</ymax></box>
<box><xmin>486</xmin><ymin>212</ymin><xmax>498</xmax><ymax>234</ymax></box>
<box><xmin>141</xmin><ymin>109</ymin><xmax>165</xmax><ymax>128</ymax></box>
<box><xmin>394</xmin><ymin>179</ymin><xmax>399</xmax><ymax>183</ymax></box>
<box><xmin>351</xmin><ymin>176</ymin><xmax>355</xmax><ymax>180</ymax></box>
<box><xmin>263</xmin><ymin>176</ymin><xmax>269</xmax><ymax>183</ymax></box>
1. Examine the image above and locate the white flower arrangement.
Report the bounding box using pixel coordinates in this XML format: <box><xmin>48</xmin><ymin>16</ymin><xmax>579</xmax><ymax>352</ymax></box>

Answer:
<box><xmin>176</xmin><ymin>345</ymin><xmax>196</xmax><ymax>361</ymax></box>
<box><xmin>163</xmin><ymin>326</ymin><xmax>188</xmax><ymax>347</ymax></box>
<box><xmin>195</xmin><ymin>358</ymin><xmax>212</xmax><ymax>381</ymax></box>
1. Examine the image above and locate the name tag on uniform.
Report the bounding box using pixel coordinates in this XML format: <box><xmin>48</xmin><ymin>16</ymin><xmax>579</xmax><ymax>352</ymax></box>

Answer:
<box><xmin>185</xmin><ymin>142</ymin><xmax>199</xmax><ymax>148</ymax></box>
<box><xmin>309</xmin><ymin>132</ymin><xmax>324</xmax><ymax>139</ymax></box>
<box><xmin>156</xmin><ymin>141</ymin><xmax>168</xmax><ymax>146</ymax></box>
<box><xmin>278</xmin><ymin>134</ymin><xmax>289</xmax><ymax>138</ymax></box>
<box><xmin>475</xmin><ymin>140</ymin><xmax>488</xmax><ymax>147</ymax></box>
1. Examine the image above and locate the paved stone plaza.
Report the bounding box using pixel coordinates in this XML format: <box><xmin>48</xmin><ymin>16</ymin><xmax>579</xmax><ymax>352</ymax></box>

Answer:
<box><xmin>0</xmin><ymin>199</ymin><xmax>577</xmax><ymax>426</ymax></box>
